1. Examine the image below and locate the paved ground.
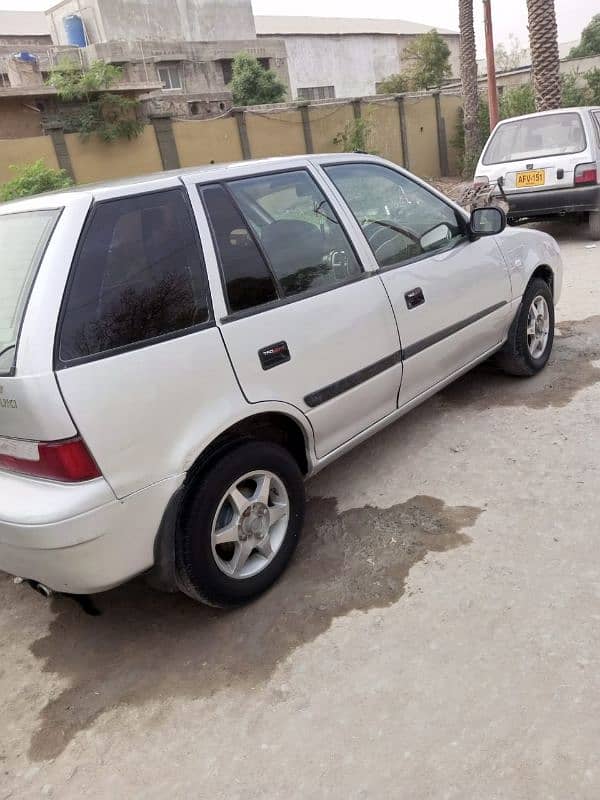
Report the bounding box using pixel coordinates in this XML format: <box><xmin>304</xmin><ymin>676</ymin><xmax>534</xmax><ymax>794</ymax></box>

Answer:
<box><xmin>2</xmin><ymin>220</ymin><xmax>600</xmax><ymax>800</ymax></box>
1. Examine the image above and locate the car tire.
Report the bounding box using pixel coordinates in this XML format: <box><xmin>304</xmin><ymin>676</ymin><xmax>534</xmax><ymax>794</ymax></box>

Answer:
<box><xmin>589</xmin><ymin>211</ymin><xmax>600</xmax><ymax>241</ymax></box>
<box><xmin>175</xmin><ymin>441</ymin><xmax>305</xmax><ymax>608</ymax></box>
<box><xmin>495</xmin><ymin>278</ymin><xmax>554</xmax><ymax>377</ymax></box>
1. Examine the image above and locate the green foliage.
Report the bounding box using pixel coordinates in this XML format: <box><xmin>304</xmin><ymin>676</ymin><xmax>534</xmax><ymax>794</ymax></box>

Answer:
<box><xmin>333</xmin><ymin>114</ymin><xmax>377</xmax><ymax>154</ymax></box>
<box><xmin>47</xmin><ymin>59</ymin><xmax>143</xmax><ymax>142</ymax></box>
<box><xmin>561</xmin><ymin>68</ymin><xmax>600</xmax><ymax>106</ymax></box>
<box><xmin>0</xmin><ymin>160</ymin><xmax>73</xmax><ymax>202</ymax></box>
<box><xmin>377</xmin><ymin>73</ymin><xmax>411</xmax><ymax>94</ymax></box>
<box><xmin>569</xmin><ymin>14</ymin><xmax>600</xmax><ymax>58</ymax></box>
<box><xmin>230</xmin><ymin>53</ymin><xmax>286</xmax><ymax>106</ymax></box>
<box><xmin>499</xmin><ymin>84</ymin><xmax>536</xmax><ymax>118</ymax></box>
<box><xmin>48</xmin><ymin>59</ymin><xmax>124</xmax><ymax>101</ymax></box>
<box><xmin>402</xmin><ymin>30</ymin><xmax>452</xmax><ymax>90</ymax></box>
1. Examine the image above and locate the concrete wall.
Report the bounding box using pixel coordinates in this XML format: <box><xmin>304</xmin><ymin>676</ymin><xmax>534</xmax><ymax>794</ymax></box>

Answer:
<box><xmin>0</xmin><ymin>93</ymin><xmax>463</xmax><ymax>195</ymax></box>
<box><xmin>0</xmin><ymin>134</ymin><xmax>58</xmax><ymax>183</ymax></box>
<box><xmin>64</xmin><ymin>125</ymin><xmax>162</xmax><ymax>182</ymax></box>
<box><xmin>47</xmin><ymin>0</ymin><xmax>255</xmax><ymax>45</ymax></box>
<box><xmin>0</xmin><ymin>98</ymin><xmax>46</xmax><ymax>138</ymax></box>
<box><xmin>173</xmin><ymin>117</ymin><xmax>242</xmax><ymax>166</ymax></box>
<box><xmin>260</xmin><ymin>33</ymin><xmax>460</xmax><ymax>99</ymax></box>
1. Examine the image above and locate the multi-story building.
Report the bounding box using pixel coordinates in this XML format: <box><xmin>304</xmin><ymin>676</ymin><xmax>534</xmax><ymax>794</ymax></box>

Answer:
<box><xmin>0</xmin><ymin>0</ymin><xmax>290</xmax><ymax>138</ymax></box>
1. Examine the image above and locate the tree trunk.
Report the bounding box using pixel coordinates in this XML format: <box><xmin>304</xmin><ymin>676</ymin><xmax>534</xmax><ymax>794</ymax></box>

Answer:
<box><xmin>459</xmin><ymin>0</ymin><xmax>480</xmax><ymax>178</ymax></box>
<box><xmin>527</xmin><ymin>0</ymin><xmax>561</xmax><ymax>110</ymax></box>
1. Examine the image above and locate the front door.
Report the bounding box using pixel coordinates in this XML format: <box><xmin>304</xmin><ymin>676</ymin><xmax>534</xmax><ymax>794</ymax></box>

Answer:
<box><xmin>322</xmin><ymin>161</ymin><xmax>513</xmax><ymax>405</ymax></box>
<box><xmin>196</xmin><ymin>168</ymin><xmax>402</xmax><ymax>458</ymax></box>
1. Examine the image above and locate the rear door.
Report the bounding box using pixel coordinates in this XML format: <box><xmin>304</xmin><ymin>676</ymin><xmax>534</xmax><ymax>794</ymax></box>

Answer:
<box><xmin>481</xmin><ymin>111</ymin><xmax>591</xmax><ymax>192</ymax></box>
<box><xmin>196</xmin><ymin>168</ymin><xmax>402</xmax><ymax>458</ymax></box>
<box><xmin>55</xmin><ymin>185</ymin><xmax>243</xmax><ymax>497</ymax></box>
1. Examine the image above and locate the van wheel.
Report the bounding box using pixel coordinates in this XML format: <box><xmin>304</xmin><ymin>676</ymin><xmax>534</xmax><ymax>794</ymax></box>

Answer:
<box><xmin>176</xmin><ymin>441</ymin><xmax>305</xmax><ymax>607</ymax></box>
<box><xmin>589</xmin><ymin>211</ymin><xmax>600</xmax><ymax>241</ymax></box>
<box><xmin>495</xmin><ymin>278</ymin><xmax>554</xmax><ymax>377</ymax></box>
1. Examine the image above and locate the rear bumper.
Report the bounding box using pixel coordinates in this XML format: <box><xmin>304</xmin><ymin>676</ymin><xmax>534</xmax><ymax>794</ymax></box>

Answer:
<box><xmin>507</xmin><ymin>185</ymin><xmax>600</xmax><ymax>219</ymax></box>
<box><xmin>0</xmin><ymin>472</ymin><xmax>183</xmax><ymax>594</ymax></box>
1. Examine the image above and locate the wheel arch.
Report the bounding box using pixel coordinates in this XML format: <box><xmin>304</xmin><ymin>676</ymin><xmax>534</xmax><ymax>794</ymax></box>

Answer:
<box><xmin>147</xmin><ymin>410</ymin><xmax>313</xmax><ymax>592</ymax></box>
<box><xmin>530</xmin><ymin>264</ymin><xmax>554</xmax><ymax>296</ymax></box>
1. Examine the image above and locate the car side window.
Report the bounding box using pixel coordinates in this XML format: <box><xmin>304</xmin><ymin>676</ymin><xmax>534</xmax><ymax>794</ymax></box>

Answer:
<box><xmin>324</xmin><ymin>163</ymin><xmax>465</xmax><ymax>270</ymax></box>
<box><xmin>59</xmin><ymin>188</ymin><xmax>210</xmax><ymax>363</ymax></box>
<box><xmin>227</xmin><ymin>170</ymin><xmax>362</xmax><ymax>299</ymax></box>
<box><xmin>200</xmin><ymin>184</ymin><xmax>279</xmax><ymax>314</ymax></box>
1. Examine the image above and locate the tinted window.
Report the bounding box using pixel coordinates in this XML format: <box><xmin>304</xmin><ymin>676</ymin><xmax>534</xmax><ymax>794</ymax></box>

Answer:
<box><xmin>228</xmin><ymin>170</ymin><xmax>362</xmax><ymax>298</ymax></box>
<box><xmin>483</xmin><ymin>112</ymin><xmax>586</xmax><ymax>165</ymax></box>
<box><xmin>325</xmin><ymin>163</ymin><xmax>464</xmax><ymax>269</ymax></box>
<box><xmin>0</xmin><ymin>209</ymin><xmax>59</xmax><ymax>374</ymax></box>
<box><xmin>200</xmin><ymin>184</ymin><xmax>279</xmax><ymax>314</ymax></box>
<box><xmin>59</xmin><ymin>189</ymin><xmax>210</xmax><ymax>362</ymax></box>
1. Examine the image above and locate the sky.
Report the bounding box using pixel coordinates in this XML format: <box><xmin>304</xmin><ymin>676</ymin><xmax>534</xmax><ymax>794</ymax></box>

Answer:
<box><xmin>0</xmin><ymin>0</ymin><xmax>597</xmax><ymax>53</ymax></box>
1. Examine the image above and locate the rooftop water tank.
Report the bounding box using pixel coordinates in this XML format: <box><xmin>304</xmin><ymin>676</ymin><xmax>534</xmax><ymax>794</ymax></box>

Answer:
<box><xmin>63</xmin><ymin>15</ymin><xmax>86</xmax><ymax>48</ymax></box>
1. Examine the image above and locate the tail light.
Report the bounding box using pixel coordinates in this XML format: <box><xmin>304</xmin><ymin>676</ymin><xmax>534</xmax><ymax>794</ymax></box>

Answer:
<box><xmin>0</xmin><ymin>436</ymin><xmax>101</xmax><ymax>482</ymax></box>
<box><xmin>575</xmin><ymin>163</ymin><xmax>598</xmax><ymax>186</ymax></box>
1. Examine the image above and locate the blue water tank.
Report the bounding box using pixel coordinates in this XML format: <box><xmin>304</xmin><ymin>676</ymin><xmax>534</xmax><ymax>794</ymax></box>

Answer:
<box><xmin>15</xmin><ymin>51</ymin><xmax>38</xmax><ymax>62</ymax></box>
<box><xmin>63</xmin><ymin>15</ymin><xmax>86</xmax><ymax>48</ymax></box>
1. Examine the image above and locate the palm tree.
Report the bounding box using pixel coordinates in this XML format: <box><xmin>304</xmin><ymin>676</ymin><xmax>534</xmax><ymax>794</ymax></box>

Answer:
<box><xmin>526</xmin><ymin>0</ymin><xmax>561</xmax><ymax>110</ymax></box>
<box><xmin>459</xmin><ymin>0</ymin><xmax>480</xmax><ymax>177</ymax></box>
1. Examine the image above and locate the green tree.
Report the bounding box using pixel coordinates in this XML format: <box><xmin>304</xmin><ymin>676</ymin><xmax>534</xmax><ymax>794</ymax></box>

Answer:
<box><xmin>47</xmin><ymin>59</ymin><xmax>143</xmax><ymax>142</ymax></box>
<box><xmin>230</xmin><ymin>53</ymin><xmax>286</xmax><ymax>106</ymax></box>
<box><xmin>377</xmin><ymin>73</ymin><xmax>411</xmax><ymax>94</ymax></box>
<box><xmin>0</xmin><ymin>160</ymin><xmax>73</xmax><ymax>202</ymax></box>
<box><xmin>586</xmin><ymin>68</ymin><xmax>600</xmax><ymax>103</ymax></box>
<box><xmin>569</xmin><ymin>14</ymin><xmax>600</xmax><ymax>58</ymax></box>
<box><xmin>402</xmin><ymin>30</ymin><xmax>452</xmax><ymax>90</ymax></box>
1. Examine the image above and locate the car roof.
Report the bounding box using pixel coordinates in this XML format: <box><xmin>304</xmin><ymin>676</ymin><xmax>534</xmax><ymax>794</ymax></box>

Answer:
<box><xmin>494</xmin><ymin>106</ymin><xmax>600</xmax><ymax>126</ymax></box>
<box><xmin>0</xmin><ymin>153</ymin><xmax>375</xmax><ymax>214</ymax></box>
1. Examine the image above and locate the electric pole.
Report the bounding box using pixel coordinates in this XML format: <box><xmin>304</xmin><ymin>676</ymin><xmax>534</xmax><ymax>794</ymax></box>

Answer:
<box><xmin>483</xmin><ymin>0</ymin><xmax>499</xmax><ymax>129</ymax></box>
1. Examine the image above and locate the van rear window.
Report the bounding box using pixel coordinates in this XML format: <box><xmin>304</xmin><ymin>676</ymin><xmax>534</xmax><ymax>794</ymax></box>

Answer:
<box><xmin>0</xmin><ymin>209</ymin><xmax>60</xmax><ymax>374</ymax></box>
<box><xmin>482</xmin><ymin>112</ymin><xmax>587</xmax><ymax>165</ymax></box>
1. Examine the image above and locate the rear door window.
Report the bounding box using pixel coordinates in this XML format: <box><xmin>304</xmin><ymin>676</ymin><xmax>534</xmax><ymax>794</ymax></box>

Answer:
<box><xmin>483</xmin><ymin>112</ymin><xmax>587</xmax><ymax>165</ymax></box>
<box><xmin>58</xmin><ymin>188</ymin><xmax>211</xmax><ymax>363</ymax></box>
<box><xmin>0</xmin><ymin>209</ymin><xmax>60</xmax><ymax>375</ymax></box>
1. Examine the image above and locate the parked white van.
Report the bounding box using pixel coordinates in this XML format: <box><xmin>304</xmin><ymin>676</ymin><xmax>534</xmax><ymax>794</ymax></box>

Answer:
<box><xmin>475</xmin><ymin>107</ymin><xmax>600</xmax><ymax>239</ymax></box>
<box><xmin>0</xmin><ymin>155</ymin><xmax>563</xmax><ymax>606</ymax></box>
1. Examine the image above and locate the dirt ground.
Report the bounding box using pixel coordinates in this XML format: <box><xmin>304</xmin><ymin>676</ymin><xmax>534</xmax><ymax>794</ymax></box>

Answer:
<box><xmin>2</xmin><ymin>219</ymin><xmax>600</xmax><ymax>799</ymax></box>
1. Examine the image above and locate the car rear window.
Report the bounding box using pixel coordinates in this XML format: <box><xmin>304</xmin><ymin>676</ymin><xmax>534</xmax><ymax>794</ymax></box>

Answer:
<box><xmin>0</xmin><ymin>209</ymin><xmax>60</xmax><ymax>375</ymax></box>
<box><xmin>483</xmin><ymin>112</ymin><xmax>587</xmax><ymax>165</ymax></box>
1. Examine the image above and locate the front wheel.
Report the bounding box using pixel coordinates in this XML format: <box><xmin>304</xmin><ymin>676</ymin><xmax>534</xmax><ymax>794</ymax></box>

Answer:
<box><xmin>495</xmin><ymin>278</ymin><xmax>554</xmax><ymax>377</ymax></box>
<box><xmin>176</xmin><ymin>441</ymin><xmax>305</xmax><ymax>607</ymax></box>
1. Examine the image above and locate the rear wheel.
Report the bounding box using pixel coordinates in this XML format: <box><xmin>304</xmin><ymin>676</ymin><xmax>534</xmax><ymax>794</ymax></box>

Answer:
<box><xmin>496</xmin><ymin>278</ymin><xmax>554</xmax><ymax>377</ymax></box>
<box><xmin>176</xmin><ymin>441</ymin><xmax>305</xmax><ymax>607</ymax></box>
<box><xmin>589</xmin><ymin>211</ymin><xmax>600</xmax><ymax>241</ymax></box>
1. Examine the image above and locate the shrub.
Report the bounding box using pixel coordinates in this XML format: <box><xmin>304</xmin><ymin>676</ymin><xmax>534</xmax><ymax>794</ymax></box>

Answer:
<box><xmin>230</xmin><ymin>53</ymin><xmax>286</xmax><ymax>106</ymax></box>
<box><xmin>333</xmin><ymin>115</ymin><xmax>377</xmax><ymax>154</ymax></box>
<box><xmin>0</xmin><ymin>160</ymin><xmax>73</xmax><ymax>202</ymax></box>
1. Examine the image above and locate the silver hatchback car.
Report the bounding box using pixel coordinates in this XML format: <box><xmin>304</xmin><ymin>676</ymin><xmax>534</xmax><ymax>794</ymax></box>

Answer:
<box><xmin>0</xmin><ymin>154</ymin><xmax>563</xmax><ymax>606</ymax></box>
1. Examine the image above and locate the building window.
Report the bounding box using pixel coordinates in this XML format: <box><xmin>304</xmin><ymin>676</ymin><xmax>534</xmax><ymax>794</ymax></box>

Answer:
<box><xmin>258</xmin><ymin>58</ymin><xmax>270</xmax><ymax>71</ymax></box>
<box><xmin>219</xmin><ymin>59</ymin><xmax>233</xmax><ymax>85</ymax></box>
<box><xmin>297</xmin><ymin>86</ymin><xmax>336</xmax><ymax>101</ymax></box>
<box><xmin>157</xmin><ymin>64</ymin><xmax>182</xmax><ymax>91</ymax></box>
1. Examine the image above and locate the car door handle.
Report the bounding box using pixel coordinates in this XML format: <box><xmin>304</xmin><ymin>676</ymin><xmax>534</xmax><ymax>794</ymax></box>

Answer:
<box><xmin>405</xmin><ymin>287</ymin><xmax>425</xmax><ymax>309</ymax></box>
<box><xmin>258</xmin><ymin>341</ymin><xmax>291</xmax><ymax>370</ymax></box>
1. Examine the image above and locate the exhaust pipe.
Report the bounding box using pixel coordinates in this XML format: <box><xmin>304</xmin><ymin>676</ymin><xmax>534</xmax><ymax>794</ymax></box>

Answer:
<box><xmin>24</xmin><ymin>579</ymin><xmax>54</xmax><ymax>599</ymax></box>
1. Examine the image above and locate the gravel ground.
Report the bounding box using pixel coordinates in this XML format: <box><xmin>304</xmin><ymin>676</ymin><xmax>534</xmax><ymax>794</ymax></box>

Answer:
<box><xmin>1</xmin><ymin>219</ymin><xmax>600</xmax><ymax>800</ymax></box>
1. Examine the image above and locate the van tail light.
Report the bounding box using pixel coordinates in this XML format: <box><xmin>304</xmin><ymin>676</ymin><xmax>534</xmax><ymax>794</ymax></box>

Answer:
<box><xmin>0</xmin><ymin>436</ymin><xmax>101</xmax><ymax>482</ymax></box>
<box><xmin>575</xmin><ymin>163</ymin><xmax>598</xmax><ymax>186</ymax></box>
